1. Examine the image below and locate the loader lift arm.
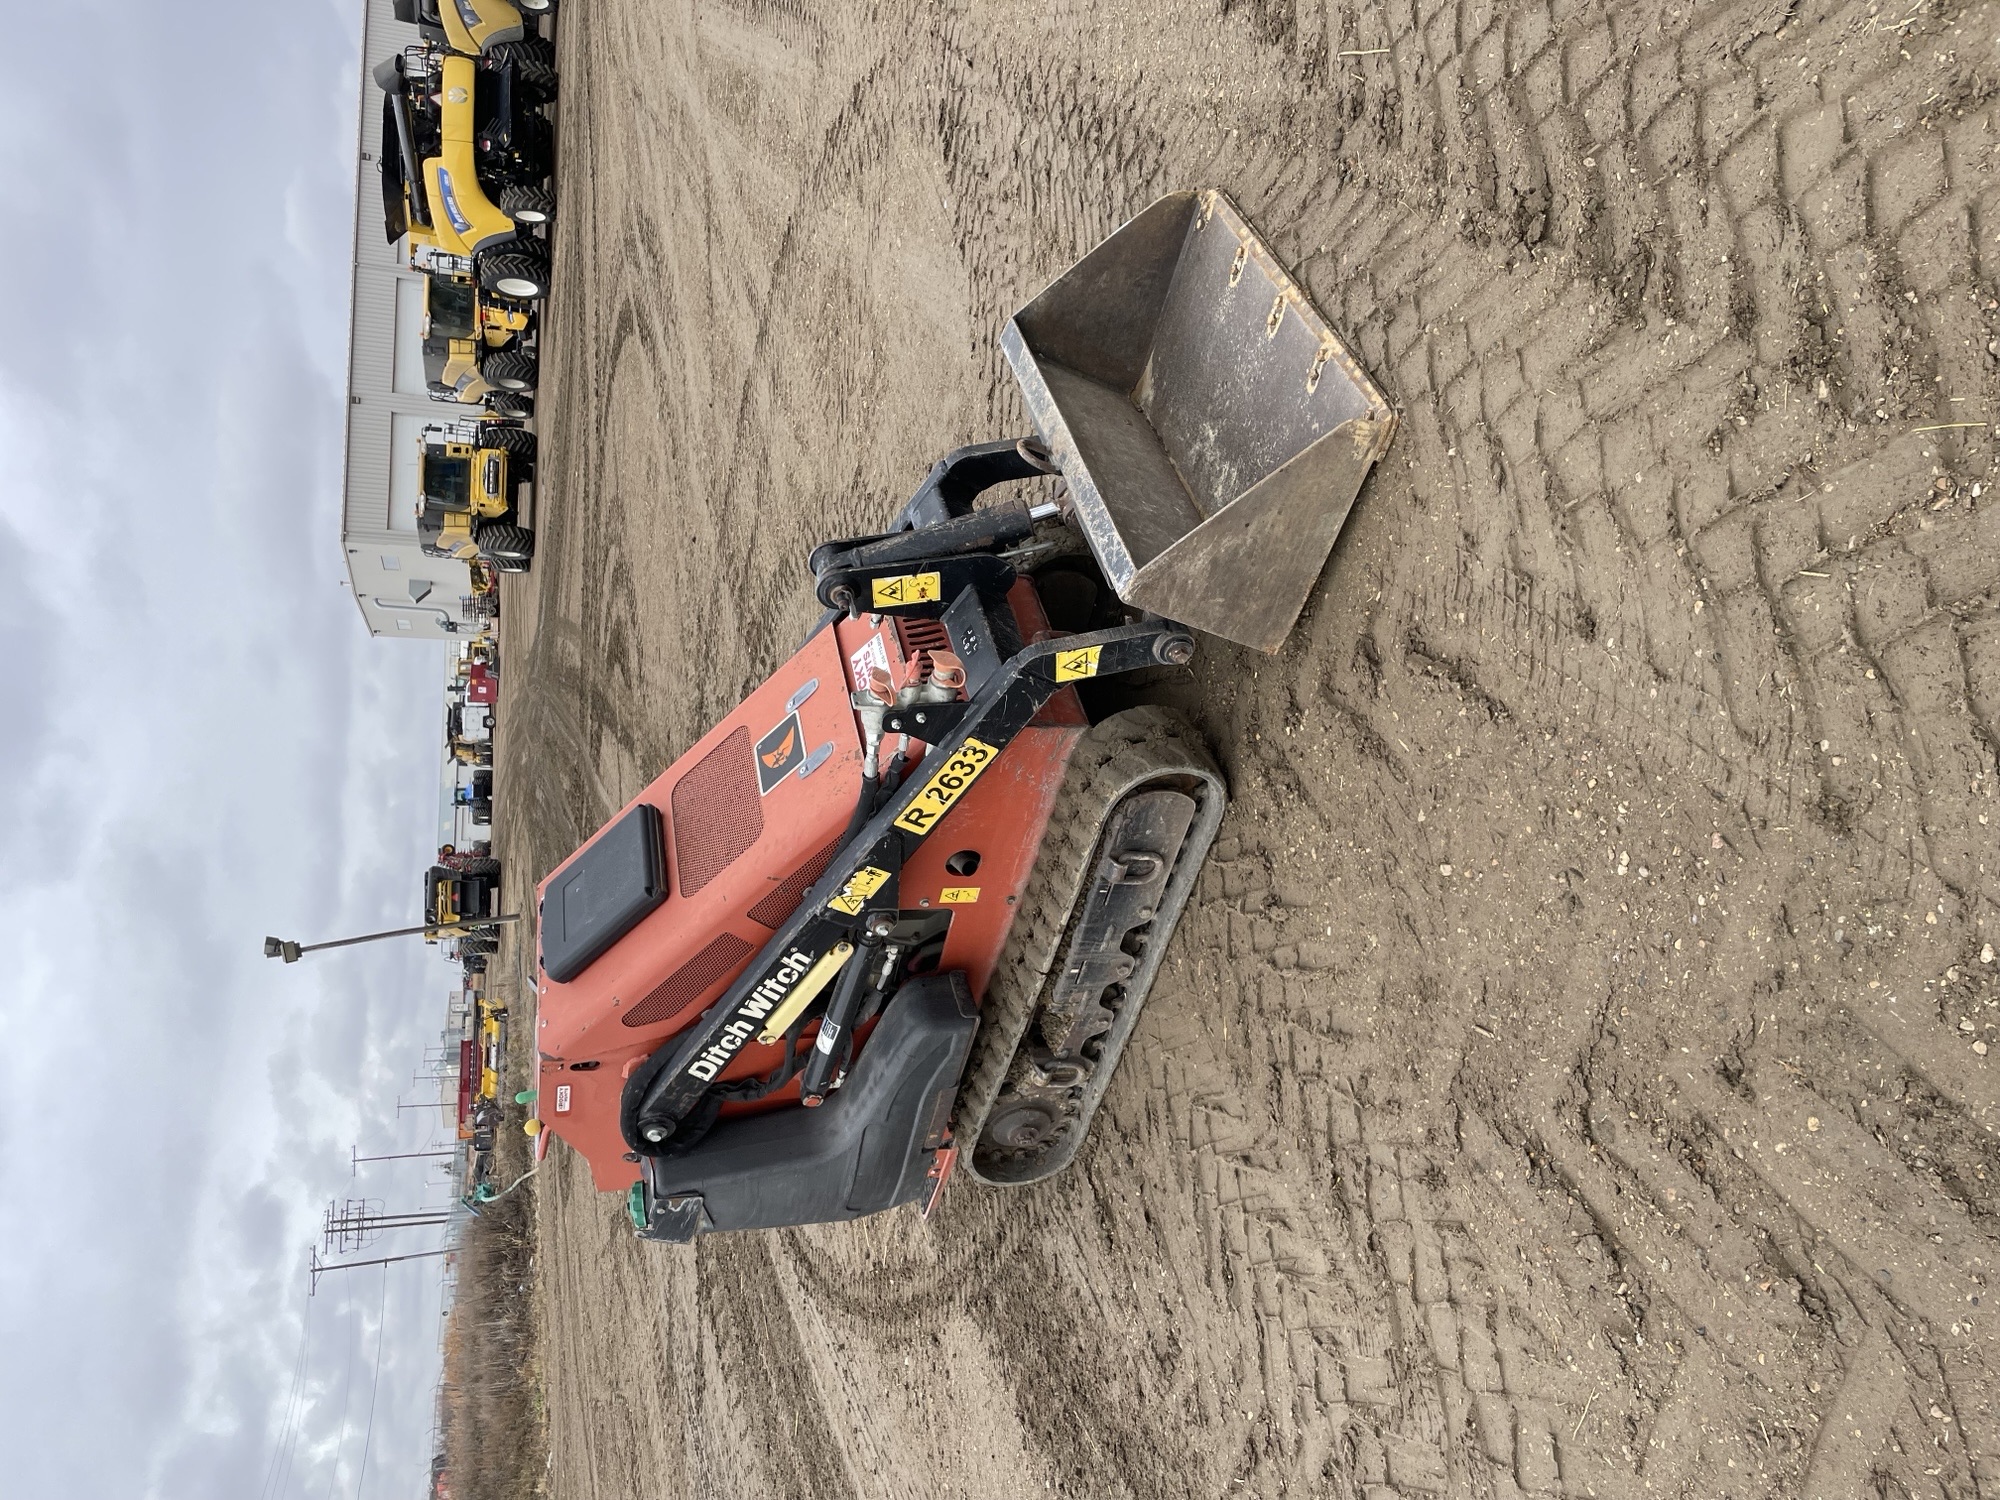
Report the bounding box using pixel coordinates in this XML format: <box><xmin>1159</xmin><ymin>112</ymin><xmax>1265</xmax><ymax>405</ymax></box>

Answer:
<box><xmin>897</xmin><ymin>438</ymin><xmax>1054</xmax><ymax>527</ymax></box>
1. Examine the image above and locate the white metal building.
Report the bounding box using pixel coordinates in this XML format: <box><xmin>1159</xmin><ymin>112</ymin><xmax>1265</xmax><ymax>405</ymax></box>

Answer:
<box><xmin>340</xmin><ymin>0</ymin><xmax>481</xmax><ymax>640</ymax></box>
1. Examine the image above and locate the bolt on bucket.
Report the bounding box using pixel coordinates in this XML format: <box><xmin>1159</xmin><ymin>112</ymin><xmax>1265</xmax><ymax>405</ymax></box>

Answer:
<box><xmin>1002</xmin><ymin>190</ymin><xmax>1396</xmax><ymax>654</ymax></box>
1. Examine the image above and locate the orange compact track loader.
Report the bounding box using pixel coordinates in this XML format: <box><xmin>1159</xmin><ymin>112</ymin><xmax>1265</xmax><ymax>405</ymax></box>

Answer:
<box><xmin>532</xmin><ymin>192</ymin><xmax>1396</xmax><ymax>1241</ymax></box>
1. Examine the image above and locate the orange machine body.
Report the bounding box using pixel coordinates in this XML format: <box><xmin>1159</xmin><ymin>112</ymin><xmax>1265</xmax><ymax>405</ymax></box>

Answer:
<box><xmin>535</xmin><ymin>582</ymin><xmax>1084</xmax><ymax>1190</ymax></box>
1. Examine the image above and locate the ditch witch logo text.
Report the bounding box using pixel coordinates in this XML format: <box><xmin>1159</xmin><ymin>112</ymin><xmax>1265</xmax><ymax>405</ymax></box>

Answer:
<box><xmin>685</xmin><ymin>948</ymin><xmax>813</xmax><ymax>1081</ymax></box>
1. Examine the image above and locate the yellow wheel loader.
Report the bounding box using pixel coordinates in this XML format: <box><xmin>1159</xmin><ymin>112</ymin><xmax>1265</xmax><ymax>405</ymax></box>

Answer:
<box><xmin>414</xmin><ymin>418</ymin><xmax>537</xmax><ymax>572</ymax></box>
<box><xmin>447</xmin><ymin>702</ymin><xmax>495</xmax><ymax>767</ymax></box>
<box><xmin>392</xmin><ymin>0</ymin><xmax>559</xmax><ymax>85</ymax></box>
<box><xmin>376</xmin><ymin>43</ymin><xmax>554</xmax><ymax>301</ymax></box>
<box><xmin>423</xmin><ymin>267</ymin><xmax>538</xmax><ymax>418</ymax></box>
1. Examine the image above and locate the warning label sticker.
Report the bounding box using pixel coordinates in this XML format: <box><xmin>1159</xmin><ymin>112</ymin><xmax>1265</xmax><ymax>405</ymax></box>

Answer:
<box><xmin>1054</xmin><ymin>645</ymin><xmax>1102</xmax><ymax>682</ymax></box>
<box><xmin>828</xmin><ymin>866</ymin><xmax>891</xmax><ymax>916</ymax></box>
<box><xmin>871</xmin><ymin>572</ymin><xmax>942</xmax><ymax>608</ymax></box>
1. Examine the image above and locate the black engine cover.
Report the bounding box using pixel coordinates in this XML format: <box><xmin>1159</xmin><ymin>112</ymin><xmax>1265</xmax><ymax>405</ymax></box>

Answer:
<box><xmin>637</xmin><ymin>973</ymin><xmax>978</xmax><ymax>1240</ymax></box>
<box><xmin>539</xmin><ymin>803</ymin><xmax>667</xmax><ymax>983</ymax></box>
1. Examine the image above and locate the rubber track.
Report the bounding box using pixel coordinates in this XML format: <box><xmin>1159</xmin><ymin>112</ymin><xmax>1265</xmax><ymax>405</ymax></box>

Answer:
<box><xmin>955</xmin><ymin>706</ymin><xmax>1221</xmax><ymax>1184</ymax></box>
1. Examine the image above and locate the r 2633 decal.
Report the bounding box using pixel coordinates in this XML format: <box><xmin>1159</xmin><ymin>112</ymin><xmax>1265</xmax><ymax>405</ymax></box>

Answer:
<box><xmin>893</xmin><ymin>739</ymin><xmax>997</xmax><ymax>834</ymax></box>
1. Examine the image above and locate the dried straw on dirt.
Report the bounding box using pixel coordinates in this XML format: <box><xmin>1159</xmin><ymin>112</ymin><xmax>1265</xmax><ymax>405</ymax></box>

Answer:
<box><xmin>438</xmin><ymin>1086</ymin><xmax>544</xmax><ymax>1500</ymax></box>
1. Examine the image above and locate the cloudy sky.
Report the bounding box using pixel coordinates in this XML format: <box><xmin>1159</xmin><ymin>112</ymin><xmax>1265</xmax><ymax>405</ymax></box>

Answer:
<box><xmin>0</xmin><ymin>3</ymin><xmax>461</xmax><ymax>1495</ymax></box>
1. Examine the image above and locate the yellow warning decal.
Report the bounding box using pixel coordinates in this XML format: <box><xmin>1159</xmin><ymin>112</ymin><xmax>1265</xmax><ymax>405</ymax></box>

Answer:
<box><xmin>1054</xmin><ymin>645</ymin><xmax>1102</xmax><ymax>682</ymax></box>
<box><xmin>827</xmin><ymin>866</ymin><xmax>890</xmax><ymax>916</ymax></box>
<box><xmin>938</xmin><ymin>886</ymin><xmax>980</xmax><ymax>905</ymax></box>
<box><xmin>871</xmin><ymin>572</ymin><xmax>942</xmax><ymax>608</ymax></box>
<box><xmin>893</xmin><ymin>738</ymin><xmax>999</xmax><ymax>835</ymax></box>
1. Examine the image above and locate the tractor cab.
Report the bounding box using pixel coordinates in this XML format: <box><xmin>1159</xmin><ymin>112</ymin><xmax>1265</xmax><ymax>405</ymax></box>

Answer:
<box><xmin>415</xmin><ymin>459</ymin><xmax>480</xmax><ymax>564</ymax></box>
<box><xmin>425</xmin><ymin>863</ymin><xmax>498</xmax><ymax>940</ymax></box>
<box><xmin>446</xmin><ymin>701</ymin><xmax>495</xmax><ymax>766</ymax></box>
<box><xmin>413</xmin><ymin>420</ymin><xmax>536</xmax><ymax>571</ymax></box>
<box><xmin>421</xmin><ymin>269</ymin><xmax>536</xmax><ymax>416</ymax></box>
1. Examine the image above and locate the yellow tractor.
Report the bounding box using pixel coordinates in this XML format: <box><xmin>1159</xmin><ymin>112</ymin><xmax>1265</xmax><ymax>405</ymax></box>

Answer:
<box><xmin>446</xmin><ymin>702</ymin><xmax>495</xmax><ymax>767</ymax></box>
<box><xmin>423</xmin><ymin>266</ymin><xmax>537</xmax><ymax>418</ymax></box>
<box><xmin>463</xmin><ymin>556</ymin><xmax>501</xmax><ymax>620</ymax></box>
<box><xmin>392</xmin><ymin>0</ymin><xmax>559</xmax><ymax>79</ymax></box>
<box><xmin>376</xmin><ymin>43</ymin><xmax>553</xmax><ymax>300</ymax></box>
<box><xmin>479</xmin><ymin>1004</ymin><xmax>508</xmax><ymax>1101</ymax></box>
<box><xmin>414</xmin><ymin>418</ymin><xmax>537</xmax><ymax>572</ymax></box>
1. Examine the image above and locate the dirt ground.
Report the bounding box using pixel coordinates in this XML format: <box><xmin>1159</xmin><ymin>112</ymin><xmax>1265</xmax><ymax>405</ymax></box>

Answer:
<box><xmin>491</xmin><ymin>0</ymin><xmax>2000</xmax><ymax>1494</ymax></box>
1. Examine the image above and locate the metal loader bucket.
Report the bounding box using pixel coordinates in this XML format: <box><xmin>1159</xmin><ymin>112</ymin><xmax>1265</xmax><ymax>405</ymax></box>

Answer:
<box><xmin>1001</xmin><ymin>190</ymin><xmax>1396</xmax><ymax>653</ymax></box>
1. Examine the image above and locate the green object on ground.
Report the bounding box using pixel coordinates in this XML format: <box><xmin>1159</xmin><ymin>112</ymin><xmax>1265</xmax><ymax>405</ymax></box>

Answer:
<box><xmin>626</xmin><ymin>1182</ymin><xmax>648</xmax><ymax>1232</ymax></box>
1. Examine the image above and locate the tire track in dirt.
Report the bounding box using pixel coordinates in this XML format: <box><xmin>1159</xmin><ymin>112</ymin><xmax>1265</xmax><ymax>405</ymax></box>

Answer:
<box><xmin>505</xmin><ymin>0</ymin><xmax>2000</xmax><ymax>1495</ymax></box>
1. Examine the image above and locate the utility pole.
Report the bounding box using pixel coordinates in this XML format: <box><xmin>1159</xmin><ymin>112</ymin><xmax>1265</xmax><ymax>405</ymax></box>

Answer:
<box><xmin>352</xmin><ymin>1145</ymin><xmax>457</xmax><ymax>1175</ymax></box>
<box><xmin>309</xmin><ymin>1245</ymin><xmax>454</xmax><ymax>1295</ymax></box>
<box><xmin>323</xmin><ymin>1198</ymin><xmax>455</xmax><ymax>1254</ymax></box>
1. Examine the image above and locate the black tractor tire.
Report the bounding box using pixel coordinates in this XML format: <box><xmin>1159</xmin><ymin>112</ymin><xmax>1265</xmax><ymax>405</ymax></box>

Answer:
<box><xmin>517</xmin><ymin>60</ymin><xmax>559</xmax><ymax>100</ymax></box>
<box><xmin>461</xmin><ymin>857</ymin><xmax>502</xmax><ymax>876</ymax></box>
<box><xmin>499</xmin><ymin>184</ymin><xmax>555</xmax><ymax>226</ymax></box>
<box><xmin>480</xmin><ymin>349</ymin><xmax>538</xmax><ymax>393</ymax></box>
<box><xmin>462</xmin><ymin>956</ymin><xmax>488</xmax><ymax>975</ymax></box>
<box><xmin>479</xmin><ymin>424</ymin><xmax>537</xmax><ymax>460</ymax></box>
<box><xmin>476</xmin><ymin>246</ymin><xmax>550</xmax><ymax>302</ymax></box>
<box><xmin>517</xmin><ymin>0</ymin><xmax>556</xmax><ymax>13</ymax></box>
<box><xmin>491</xmin><ymin>41</ymin><xmax>558</xmax><ymax>100</ymax></box>
<box><xmin>460</xmin><ymin>935</ymin><xmax>500</xmax><ymax>955</ymax></box>
<box><xmin>471</xmin><ymin>799</ymin><xmax>494</xmax><ymax>826</ymax></box>
<box><xmin>476</xmin><ymin>523</ymin><xmax>536</xmax><ymax>566</ymax></box>
<box><xmin>490</xmin><ymin>36</ymin><xmax>555</xmax><ymax>69</ymax></box>
<box><xmin>485</xmin><ymin>390</ymin><xmax>533</xmax><ymax>420</ymax></box>
<box><xmin>496</xmin><ymin>556</ymin><xmax>531</xmax><ymax>574</ymax></box>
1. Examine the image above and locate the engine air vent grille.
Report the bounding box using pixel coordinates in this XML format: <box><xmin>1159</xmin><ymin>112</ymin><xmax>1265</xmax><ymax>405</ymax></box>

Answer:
<box><xmin>672</xmin><ymin>726</ymin><xmax>763</xmax><ymax>896</ymax></box>
<box><xmin>894</xmin><ymin>615</ymin><xmax>952</xmax><ymax>661</ymax></box>
<box><xmin>745</xmin><ymin>836</ymin><xmax>844</xmax><ymax>929</ymax></box>
<box><xmin>621</xmin><ymin>933</ymin><xmax>755</xmax><ymax>1029</ymax></box>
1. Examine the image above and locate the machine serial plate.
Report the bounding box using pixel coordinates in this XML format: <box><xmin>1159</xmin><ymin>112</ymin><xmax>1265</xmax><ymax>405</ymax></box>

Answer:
<box><xmin>894</xmin><ymin>738</ymin><xmax>998</xmax><ymax>833</ymax></box>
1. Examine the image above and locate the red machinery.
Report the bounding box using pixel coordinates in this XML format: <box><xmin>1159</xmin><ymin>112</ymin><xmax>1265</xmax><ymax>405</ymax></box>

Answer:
<box><xmin>531</xmin><ymin>192</ymin><xmax>1394</xmax><ymax>1240</ymax></box>
<box><xmin>455</xmin><ymin>1039</ymin><xmax>478</xmax><ymax>1139</ymax></box>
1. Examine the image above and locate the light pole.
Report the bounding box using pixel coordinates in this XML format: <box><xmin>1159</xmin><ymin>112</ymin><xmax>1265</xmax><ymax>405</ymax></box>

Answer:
<box><xmin>262</xmin><ymin>913</ymin><xmax>523</xmax><ymax>962</ymax></box>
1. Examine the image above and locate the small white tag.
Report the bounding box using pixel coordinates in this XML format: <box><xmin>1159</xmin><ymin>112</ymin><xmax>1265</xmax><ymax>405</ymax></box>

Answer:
<box><xmin>554</xmin><ymin>1084</ymin><xmax>572</xmax><ymax>1113</ymax></box>
<box><xmin>848</xmin><ymin>632</ymin><xmax>890</xmax><ymax>691</ymax></box>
